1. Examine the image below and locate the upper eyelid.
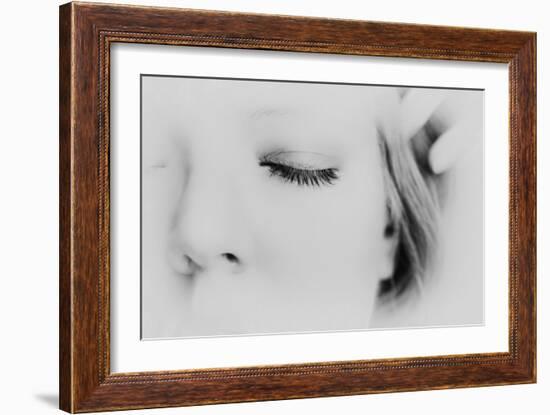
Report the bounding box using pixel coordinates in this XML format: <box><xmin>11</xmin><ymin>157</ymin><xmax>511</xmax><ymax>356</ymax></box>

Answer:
<box><xmin>261</xmin><ymin>151</ymin><xmax>336</xmax><ymax>169</ymax></box>
<box><xmin>269</xmin><ymin>150</ymin><xmax>326</xmax><ymax>156</ymax></box>
<box><xmin>266</xmin><ymin>150</ymin><xmax>330</xmax><ymax>160</ymax></box>
<box><xmin>259</xmin><ymin>160</ymin><xmax>337</xmax><ymax>173</ymax></box>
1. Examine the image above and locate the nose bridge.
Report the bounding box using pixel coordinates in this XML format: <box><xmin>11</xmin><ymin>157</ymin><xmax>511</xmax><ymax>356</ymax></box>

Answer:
<box><xmin>172</xmin><ymin>152</ymin><xmax>247</xmax><ymax>271</ymax></box>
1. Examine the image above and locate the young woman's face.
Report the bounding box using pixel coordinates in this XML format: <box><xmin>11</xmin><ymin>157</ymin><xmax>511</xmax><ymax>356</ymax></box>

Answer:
<box><xmin>142</xmin><ymin>78</ymin><xmax>393</xmax><ymax>337</ymax></box>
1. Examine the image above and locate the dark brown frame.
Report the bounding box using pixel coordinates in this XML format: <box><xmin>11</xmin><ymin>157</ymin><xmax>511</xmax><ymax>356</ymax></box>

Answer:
<box><xmin>59</xmin><ymin>1</ymin><xmax>536</xmax><ymax>412</ymax></box>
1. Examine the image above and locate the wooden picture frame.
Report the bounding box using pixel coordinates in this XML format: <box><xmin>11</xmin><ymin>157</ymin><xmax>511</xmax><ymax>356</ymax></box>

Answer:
<box><xmin>59</xmin><ymin>1</ymin><xmax>536</xmax><ymax>412</ymax></box>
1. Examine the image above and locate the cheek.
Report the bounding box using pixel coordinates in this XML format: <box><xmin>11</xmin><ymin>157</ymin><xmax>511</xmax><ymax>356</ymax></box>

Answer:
<box><xmin>253</xmin><ymin>146</ymin><xmax>388</xmax><ymax>294</ymax></box>
<box><xmin>336</xmin><ymin>152</ymin><xmax>388</xmax><ymax>271</ymax></box>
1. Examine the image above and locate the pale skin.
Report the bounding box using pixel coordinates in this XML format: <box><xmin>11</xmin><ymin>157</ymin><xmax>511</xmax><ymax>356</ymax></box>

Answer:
<box><xmin>141</xmin><ymin>77</ymin><xmax>479</xmax><ymax>337</ymax></box>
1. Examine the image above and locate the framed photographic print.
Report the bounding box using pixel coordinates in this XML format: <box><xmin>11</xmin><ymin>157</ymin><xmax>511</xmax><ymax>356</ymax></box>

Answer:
<box><xmin>59</xmin><ymin>1</ymin><xmax>536</xmax><ymax>412</ymax></box>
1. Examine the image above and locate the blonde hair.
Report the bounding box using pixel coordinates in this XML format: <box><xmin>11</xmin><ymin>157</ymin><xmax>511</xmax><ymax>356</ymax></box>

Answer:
<box><xmin>377</xmin><ymin>120</ymin><xmax>441</xmax><ymax>304</ymax></box>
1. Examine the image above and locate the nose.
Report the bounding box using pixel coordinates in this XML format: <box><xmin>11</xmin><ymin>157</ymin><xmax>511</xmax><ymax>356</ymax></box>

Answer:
<box><xmin>168</xmin><ymin>163</ymin><xmax>250</xmax><ymax>277</ymax></box>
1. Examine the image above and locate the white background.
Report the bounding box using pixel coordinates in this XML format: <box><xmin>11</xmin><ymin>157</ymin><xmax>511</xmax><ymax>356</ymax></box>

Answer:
<box><xmin>0</xmin><ymin>0</ymin><xmax>545</xmax><ymax>414</ymax></box>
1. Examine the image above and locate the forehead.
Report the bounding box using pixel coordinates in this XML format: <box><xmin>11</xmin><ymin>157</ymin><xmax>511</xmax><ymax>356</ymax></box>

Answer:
<box><xmin>142</xmin><ymin>76</ymin><xmax>394</xmax><ymax>123</ymax></box>
<box><xmin>141</xmin><ymin>77</ymin><xmax>401</xmax><ymax>161</ymax></box>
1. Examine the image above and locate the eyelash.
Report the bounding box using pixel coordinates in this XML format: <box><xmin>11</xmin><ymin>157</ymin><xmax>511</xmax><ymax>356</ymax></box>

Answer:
<box><xmin>259</xmin><ymin>160</ymin><xmax>339</xmax><ymax>187</ymax></box>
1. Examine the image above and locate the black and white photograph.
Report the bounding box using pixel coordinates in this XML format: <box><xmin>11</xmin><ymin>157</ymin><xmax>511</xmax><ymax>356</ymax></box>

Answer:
<box><xmin>140</xmin><ymin>75</ymin><xmax>484</xmax><ymax>339</ymax></box>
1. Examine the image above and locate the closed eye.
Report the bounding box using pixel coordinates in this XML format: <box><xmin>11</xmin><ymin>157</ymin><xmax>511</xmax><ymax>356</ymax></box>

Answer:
<box><xmin>259</xmin><ymin>160</ymin><xmax>339</xmax><ymax>187</ymax></box>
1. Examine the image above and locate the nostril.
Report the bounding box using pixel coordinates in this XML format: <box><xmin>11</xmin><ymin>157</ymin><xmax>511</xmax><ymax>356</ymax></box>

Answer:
<box><xmin>222</xmin><ymin>252</ymin><xmax>239</xmax><ymax>264</ymax></box>
<box><xmin>168</xmin><ymin>249</ymin><xmax>201</xmax><ymax>277</ymax></box>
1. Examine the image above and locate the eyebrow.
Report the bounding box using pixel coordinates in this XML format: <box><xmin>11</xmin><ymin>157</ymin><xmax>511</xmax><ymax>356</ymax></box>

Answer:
<box><xmin>149</xmin><ymin>161</ymin><xmax>167</xmax><ymax>169</ymax></box>
<box><xmin>248</xmin><ymin>107</ymin><xmax>294</xmax><ymax>121</ymax></box>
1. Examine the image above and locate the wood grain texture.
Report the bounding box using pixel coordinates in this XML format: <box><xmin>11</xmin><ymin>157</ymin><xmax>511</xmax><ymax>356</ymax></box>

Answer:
<box><xmin>59</xmin><ymin>1</ymin><xmax>537</xmax><ymax>412</ymax></box>
<box><xmin>59</xmin><ymin>3</ymin><xmax>73</xmax><ymax>412</ymax></box>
